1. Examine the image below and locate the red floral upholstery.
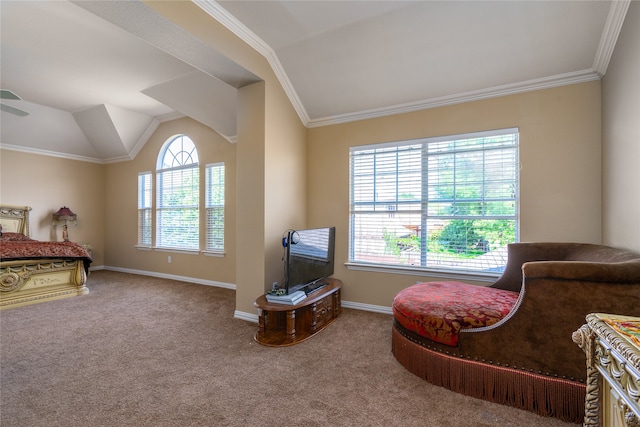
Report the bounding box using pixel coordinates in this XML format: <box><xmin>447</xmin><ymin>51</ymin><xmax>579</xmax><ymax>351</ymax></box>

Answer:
<box><xmin>392</xmin><ymin>281</ymin><xmax>519</xmax><ymax>346</ymax></box>
<box><xmin>0</xmin><ymin>232</ymin><xmax>33</xmax><ymax>242</ymax></box>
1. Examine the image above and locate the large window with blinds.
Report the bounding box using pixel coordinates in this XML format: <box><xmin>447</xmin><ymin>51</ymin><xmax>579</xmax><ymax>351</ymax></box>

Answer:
<box><xmin>136</xmin><ymin>134</ymin><xmax>226</xmax><ymax>254</ymax></box>
<box><xmin>349</xmin><ymin>128</ymin><xmax>519</xmax><ymax>275</ymax></box>
<box><xmin>157</xmin><ymin>135</ymin><xmax>200</xmax><ymax>250</ymax></box>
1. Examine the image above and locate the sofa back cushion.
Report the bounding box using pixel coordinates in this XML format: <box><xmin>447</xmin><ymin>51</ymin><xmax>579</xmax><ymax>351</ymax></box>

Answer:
<box><xmin>491</xmin><ymin>243</ymin><xmax>640</xmax><ymax>292</ymax></box>
<box><xmin>563</xmin><ymin>244</ymin><xmax>640</xmax><ymax>263</ymax></box>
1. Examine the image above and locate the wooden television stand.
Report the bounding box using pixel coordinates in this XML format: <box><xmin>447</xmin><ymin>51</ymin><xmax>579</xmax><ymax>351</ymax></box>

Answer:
<box><xmin>253</xmin><ymin>278</ymin><xmax>342</xmax><ymax>347</ymax></box>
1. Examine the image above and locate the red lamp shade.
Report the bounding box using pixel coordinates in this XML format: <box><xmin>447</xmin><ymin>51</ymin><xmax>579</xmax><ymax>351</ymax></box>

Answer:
<box><xmin>53</xmin><ymin>206</ymin><xmax>77</xmax><ymax>222</ymax></box>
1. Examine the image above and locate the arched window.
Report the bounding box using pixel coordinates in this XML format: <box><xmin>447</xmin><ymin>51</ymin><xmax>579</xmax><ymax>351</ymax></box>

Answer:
<box><xmin>156</xmin><ymin>135</ymin><xmax>200</xmax><ymax>250</ymax></box>
<box><xmin>137</xmin><ymin>134</ymin><xmax>225</xmax><ymax>253</ymax></box>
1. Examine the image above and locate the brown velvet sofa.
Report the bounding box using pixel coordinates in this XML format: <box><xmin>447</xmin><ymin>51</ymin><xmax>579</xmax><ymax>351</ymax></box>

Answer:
<box><xmin>391</xmin><ymin>242</ymin><xmax>640</xmax><ymax>423</ymax></box>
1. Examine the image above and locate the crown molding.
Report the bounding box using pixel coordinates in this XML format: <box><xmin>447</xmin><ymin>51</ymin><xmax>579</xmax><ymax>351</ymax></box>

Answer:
<box><xmin>158</xmin><ymin>111</ymin><xmax>237</xmax><ymax>143</ymax></box>
<box><xmin>194</xmin><ymin>0</ymin><xmax>310</xmax><ymax>125</ymax></box>
<box><xmin>157</xmin><ymin>111</ymin><xmax>184</xmax><ymax>123</ymax></box>
<box><xmin>592</xmin><ymin>0</ymin><xmax>631</xmax><ymax>77</ymax></box>
<box><xmin>308</xmin><ymin>69</ymin><xmax>601</xmax><ymax>128</ymax></box>
<box><xmin>122</xmin><ymin>118</ymin><xmax>161</xmax><ymax>163</ymax></box>
<box><xmin>101</xmin><ymin>155</ymin><xmax>136</xmax><ymax>164</ymax></box>
<box><xmin>198</xmin><ymin>1</ymin><xmax>619</xmax><ymax>130</ymax></box>
<box><xmin>0</xmin><ymin>144</ymin><xmax>104</xmax><ymax>164</ymax></box>
<box><xmin>2</xmin><ymin>118</ymin><xmax>161</xmax><ymax>164</ymax></box>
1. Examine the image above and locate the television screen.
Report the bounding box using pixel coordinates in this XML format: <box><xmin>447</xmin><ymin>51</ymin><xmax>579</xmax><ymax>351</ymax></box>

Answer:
<box><xmin>285</xmin><ymin>227</ymin><xmax>335</xmax><ymax>294</ymax></box>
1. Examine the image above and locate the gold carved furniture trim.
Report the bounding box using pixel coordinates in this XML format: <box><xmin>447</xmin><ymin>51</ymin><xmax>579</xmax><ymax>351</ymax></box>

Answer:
<box><xmin>0</xmin><ymin>205</ymin><xmax>90</xmax><ymax>309</ymax></box>
<box><xmin>573</xmin><ymin>313</ymin><xmax>640</xmax><ymax>427</ymax></box>
<box><xmin>0</xmin><ymin>205</ymin><xmax>31</xmax><ymax>237</ymax></box>
<box><xmin>0</xmin><ymin>259</ymin><xmax>89</xmax><ymax>309</ymax></box>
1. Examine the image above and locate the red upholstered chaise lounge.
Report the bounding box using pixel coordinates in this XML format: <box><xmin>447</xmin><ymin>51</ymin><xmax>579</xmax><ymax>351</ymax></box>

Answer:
<box><xmin>391</xmin><ymin>242</ymin><xmax>640</xmax><ymax>423</ymax></box>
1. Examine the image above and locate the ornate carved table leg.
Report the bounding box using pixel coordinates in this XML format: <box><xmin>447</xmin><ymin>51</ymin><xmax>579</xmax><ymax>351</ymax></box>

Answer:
<box><xmin>310</xmin><ymin>303</ymin><xmax>318</xmax><ymax>334</ymax></box>
<box><xmin>286</xmin><ymin>309</ymin><xmax>296</xmax><ymax>339</ymax></box>
<box><xmin>573</xmin><ymin>324</ymin><xmax>600</xmax><ymax>426</ymax></box>
<box><xmin>583</xmin><ymin>357</ymin><xmax>601</xmax><ymax>426</ymax></box>
<box><xmin>257</xmin><ymin>308</ymin><xmax>265</xmax><ymax>334</ymax></box>
<box><xmin>625</xmin><ymin>409</ymin><xmax>640</xmax><ymax>427</ymax></box>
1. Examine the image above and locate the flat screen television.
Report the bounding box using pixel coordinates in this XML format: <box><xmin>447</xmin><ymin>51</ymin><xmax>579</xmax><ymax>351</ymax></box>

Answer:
<box><xmin>283</xmin><ymin>226</ymin><xmax>336</xmax><ymax>294</ymax></box>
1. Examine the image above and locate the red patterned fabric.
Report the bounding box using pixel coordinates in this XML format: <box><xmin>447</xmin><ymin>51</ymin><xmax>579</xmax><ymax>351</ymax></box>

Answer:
<box><xmin>1</xmin><ymin>240</ymin><xmax>91</xmax><ymax>260</ymax></box>
<box><xmin>392</xmin><ymin>281</ymin><xmax>519</xmax><ymax>346</ymax></box>
<box><xmin>0</xmin><ymin>232</ymin><xmax>33</xmax><ymax>242</ymax></box>
<box><xmin>0</xmin><ymin>235</ymin><xmax>92</xmax><ymax>273</ymax></box>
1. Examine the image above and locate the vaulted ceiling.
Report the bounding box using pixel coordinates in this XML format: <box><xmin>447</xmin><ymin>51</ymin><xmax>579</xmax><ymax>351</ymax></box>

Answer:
<box><xmin>0</xmin><ymin>1</ymin><xmax>629</xmax><ymax>163</ymax></box>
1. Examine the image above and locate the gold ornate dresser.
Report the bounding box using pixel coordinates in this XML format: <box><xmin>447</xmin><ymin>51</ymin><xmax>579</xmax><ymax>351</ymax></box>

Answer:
<box><xmin>573</xmin><ymin>313</ymin><xmax>640</xmax><ymax>427</ymax></box>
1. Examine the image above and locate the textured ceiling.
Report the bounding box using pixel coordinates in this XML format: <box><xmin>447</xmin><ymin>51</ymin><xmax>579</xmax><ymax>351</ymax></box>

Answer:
<box><xmin>0</xmin><ymin>0</ymin><xmax>629</xmax><ymax>162</ymax></box>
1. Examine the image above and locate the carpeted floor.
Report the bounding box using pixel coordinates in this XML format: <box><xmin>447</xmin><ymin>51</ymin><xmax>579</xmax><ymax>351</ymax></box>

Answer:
<box><xmin>0</xmin><ymin>270</ymin><xmax>575</xmax><ymax>427</ymax></box>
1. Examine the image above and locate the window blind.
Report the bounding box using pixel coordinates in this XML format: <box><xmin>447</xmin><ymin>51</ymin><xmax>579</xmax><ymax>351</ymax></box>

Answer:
<box><xmin>205</xmin><ymin>163</ymin><xmax>225</xmax><ymax>251</ymax></box>
<box><xmin>156</xmin><ymin>166</ymin><xmax>199</xmax><ymax>250</ymax></box>
<box><xmin>137</xmin><ymin>172</ymin><xmax>152</xmax><ymax>246</ymax></box>
<box><xmin>349</xmin><ymin>128</ymin><xmax>518</xmax><ymax>274</ymax></box>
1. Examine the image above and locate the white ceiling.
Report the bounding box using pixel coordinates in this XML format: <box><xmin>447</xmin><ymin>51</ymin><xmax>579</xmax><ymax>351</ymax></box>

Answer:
<box><xmin>0</xmin><ymin>1</ymin><xmax>628</xmax><ymax>163</ymax></box>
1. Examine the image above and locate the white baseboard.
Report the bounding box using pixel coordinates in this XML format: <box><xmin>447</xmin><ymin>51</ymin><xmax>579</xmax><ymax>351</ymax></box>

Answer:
<box><xmin>341</xmin><ymin>300</ymin><xmax>393</xmax><ymax>315</ymax></box>
<box><xmin>99</xmin><ymin>266</ymin><xmax>236</xmax><ymax>289</ymax></box>
<box><xmin>95</xmin><ymin>267</ymin><xmax>393</xmax><ymax>323</ymax></box>
<box><xmin>234</xmin><ymin>310</ymin><xmax>259</xmax><ymax>323</ymax></box>
<box><xmin>234</xmin><ymin>300</ymin><xmax>392</xmax><ymax>324</ymax></box>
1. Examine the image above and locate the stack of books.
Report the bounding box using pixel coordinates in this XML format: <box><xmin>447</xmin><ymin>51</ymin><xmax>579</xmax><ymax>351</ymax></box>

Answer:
<box><xmin>265</xmin><ymin>290</ymin><xmax>307</xmax><ymax>305</ymax></box>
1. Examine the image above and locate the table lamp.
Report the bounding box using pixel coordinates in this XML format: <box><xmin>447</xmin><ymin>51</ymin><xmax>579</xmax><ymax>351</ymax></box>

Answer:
<box><xmin>52</xmin><ymin>206</ymin><xmax>77</xmax><ymax>242</ymax></box>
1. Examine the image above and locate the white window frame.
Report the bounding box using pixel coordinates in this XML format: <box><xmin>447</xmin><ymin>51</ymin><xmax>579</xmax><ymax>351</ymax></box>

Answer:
<box><xmin>348</xmin><ymin>128</ymin><xmax>519</xmax><ymax>281</ymax></box>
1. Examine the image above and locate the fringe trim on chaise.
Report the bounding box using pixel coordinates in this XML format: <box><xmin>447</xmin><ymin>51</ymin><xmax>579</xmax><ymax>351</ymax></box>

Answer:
<box><xmin>391</xmin><ymin>327</ymin><xmax>585</xmax><ymax>424</ymax></box>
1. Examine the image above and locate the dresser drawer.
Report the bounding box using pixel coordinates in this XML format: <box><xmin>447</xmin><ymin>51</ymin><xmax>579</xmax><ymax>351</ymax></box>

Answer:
<box><xmin>311</xmin><ymin>293</ymin><xmax>335</xmax><ymax>331</ymax></box>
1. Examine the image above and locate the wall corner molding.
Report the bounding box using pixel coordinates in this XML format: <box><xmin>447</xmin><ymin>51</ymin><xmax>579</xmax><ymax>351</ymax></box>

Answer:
<box><xmin>592</xmin><ymin>0</ymin><xmax>631</xmax><ymax>77</ymax></box>
<box><xmin>194</xmin><ymin>0</ymin><xmax>310</xmax><ymax>126</ymax></box>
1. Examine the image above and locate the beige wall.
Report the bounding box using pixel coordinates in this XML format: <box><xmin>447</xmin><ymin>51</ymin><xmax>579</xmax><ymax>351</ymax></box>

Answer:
<box><xmin>0</xmin><ymin>150</ymin><xmax>105</xmax><ymax>266</ymax></box>
<box><xmin>146</xmin><ymin>1</ymin><xmax>308</xmax><ymax>314</ymax></box>
<box><xmin>602</xmin><ymin>1</ymin><xmax>640</xmax><ymax>253</ymax></box>
<box><xmin>263</xmin><ymin>80</ymin><xmax>309</xmax><ymax>288</ymax></box>
<box><xmin>232</xmin><ymin>79</ymin><xmax>307</xmax><ymax>315</ymax></box>
<box><xmin>103</xmin><ymin>117</ymin><xmax>237</xmax><ymax>285</ymax></box>
<box><xmin>235</xmin><ymin>82</ymin><xmax>267</xmax><ymax>313</ymax></box>
<box><xmin>307</xmin><ymin>81</ymin><xmax>602</xmax><ymax>307</ymax></box>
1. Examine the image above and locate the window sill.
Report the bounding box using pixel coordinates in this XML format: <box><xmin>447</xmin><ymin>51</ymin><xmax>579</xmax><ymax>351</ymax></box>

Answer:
<box><xmin>202</xmin><ymin>250</ymin><xmax>225</xmax><ymax>257</ymax></box>
<box><xmin>153</xmin><ymin>247</ymin><xmax>200</xmax><ymax>255</ymax></box>
<box><xmin>345</xmin><ymin>262</ymin><xmax>500</xmax><ymax>283</ymax></box>
<box><xmin>134</xmin><ymin>245</ymin><xmax>224</xmax><ymax>257</ymax></box>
